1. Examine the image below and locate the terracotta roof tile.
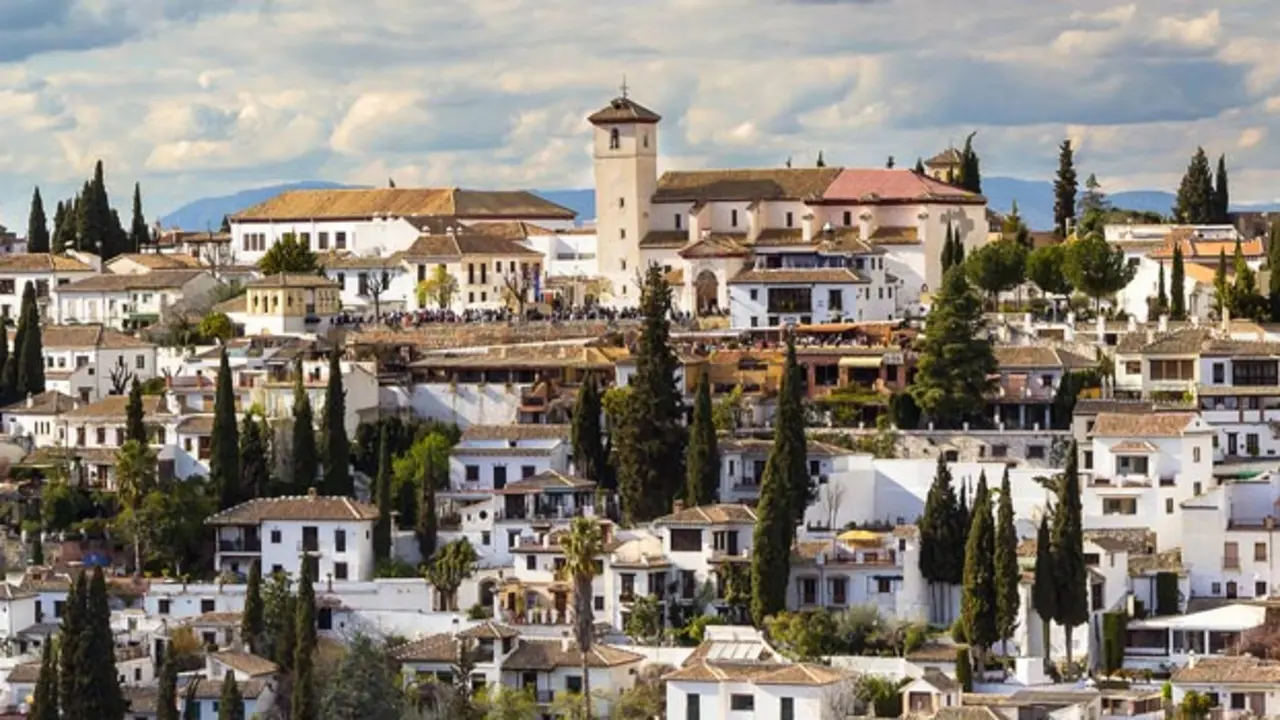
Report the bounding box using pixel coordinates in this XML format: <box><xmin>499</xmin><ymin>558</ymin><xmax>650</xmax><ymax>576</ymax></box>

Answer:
<box><xmin>1091</xmin><ymin>412</ymin><xmax>1199</xmax><ymax>437</ymax></box>
<box><xmin>678</xmin><ymin>234</ymin><xmax>750</xmax><ymax>259</ymax></box>
<box><xmin>654</xmin><ymin>168</ymin><xmax>842</xmax><ymax>203</ymax></box>
<box><xmin>6</xmin><ymin>662</ymin><xmax>41</xmax><ymax>683</ymax></box>
<box><xmin>244</xmin><ymin>273</ymin><xmax>340</xmax><ymax>289</ymax></box>
<box><xmin>461</xmin><ymin>425</ymin><xmax>570</xmax><ymax>442</ymax></box>
<box><xmin>211</xmin><ymin>651</ymin><xmax>279</xmax><ymax>677</ymax></box>
<box><xmin>458</xmin><ymin>621</ymin><xmax>520</xmax><ymax>640</ymax></box>
<box><xmin>925</xmin><ymin>148</ymin><xmax>963</xmax><ymax>167</ymax></box>
<box><xmin>0</xmin><ymin>253</ymin><xmax>94</xmax><ymax>273</ymax></box>
<box><xmin>393</xmin><ymin>633</ymin><xmax>459</xmax><ymax>662</ymax></box>
<box><xmin>59</xmin><ymin>270</ymin><xmax>208</xmax><ymax>292</ymax></box>
<box><xmin>233</xmin><ymin>188</ymin><xmax>575</xmax><ymax>222</ymax></box>
<box><xmin>1172</xmin><ymin>656</ymin><xmax>1280</xmax><ymax>684</ymax></box>
<box><xmin>62</xmin><ymin>394</ymin><xmax>172</xmax><ymax>420</ymax></box>
<box><xmin>655</xmin><ymin>504</ymin><xmax>758</xmax><ymax>525</ymax></box>
<box><xmin>823</xmin><ymin>169</ymin><xmax>984</xmax><ymax>205</ymax></box>
<box><xmin>207</xmin><ymin>495</ymin><xmax>379</xmax><ymax>525</ymax></box>
<box><xmin>638</xmin><ymin>230</ymin><xmax>689</xmax><ymax>249</ymax></box>
<box><xmin>1084</xmin><ymin>529</ymin><xmax>1156</xmax><ymax>555</ymax></box>
<box><xmin>1149</xmin><ymin>237</ymin><xmax>1264</xmax><ymax>261</ymax></box>
<box><xmin>496</xmin><ymin>470</ymin><xmax>595</xmax><ymax>495</ymax></box>
<box><xmin>728</xmin><ymin>267</ymin><xmax>868</xmax><ymax>285</ymax></box>
<box><xmin>107</xmin><ymin>253</ymin><xmax>204</xmax><ymax>271</ymax></box>
<box><xmin>1</xmin><ymin>390</ymin><xmax>77</xmax><ymax>416</ymax></box>
<box><xmin>503</xmin><ymin>639</ymin><xmax>643</xmax><ymax>670</ymax></box>
<box><xmin>588</xmin><ymin>97</ymin><xmax>662</xmax><ymax>125</ymax></box>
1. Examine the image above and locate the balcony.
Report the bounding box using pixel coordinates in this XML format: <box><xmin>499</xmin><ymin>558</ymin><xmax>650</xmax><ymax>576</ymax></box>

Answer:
<box><xmin>496</xmin><ymin>505</ymin><xmax>592</xmax><ymax>523</ymax></box>
<box><xmin>218</xmin><ymin>538</ymin><xmax>262</xmax><ymax>553</ymax></box>
<box><xmin>296</xmin><ymin>541</ymin><xmax>321</xmax><ymax>554</ymax></box>
<box><xmin>1088</xmin><ymin>476</ymin><xmax>1151</xmax><ymax>489</ymax></box>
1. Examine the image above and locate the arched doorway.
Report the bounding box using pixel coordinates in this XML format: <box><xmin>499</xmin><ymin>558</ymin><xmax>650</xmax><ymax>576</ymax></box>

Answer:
<box><xmin>694</xmin><ymin>270</ymin><xmax>719</xmax><ymax>315</ymax></box>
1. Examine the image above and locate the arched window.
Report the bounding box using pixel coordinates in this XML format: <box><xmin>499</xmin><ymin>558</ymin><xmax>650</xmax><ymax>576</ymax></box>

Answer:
<box><xmin>609</xmin><ymin>128</ymin><xmax>620</xmax><ymax>150</ymax></box>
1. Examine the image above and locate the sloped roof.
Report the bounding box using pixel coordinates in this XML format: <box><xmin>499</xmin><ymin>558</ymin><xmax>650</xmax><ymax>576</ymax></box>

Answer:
<box><xmin>503</xmin><ymin>639</ymin><xmax>643</xmax><ymax>670</ymax></box>
<box><xmin>1091</xmin><ymin>412</ymin><xmax>1200</xmax><ymax>437</ymax></box>
<box><xmin>653</xmin><ymin>168</ymin><xmax>841</xmax><ymax>203</ymax></box>
<box><xmin>0</xmin><ymin>390</ymin><xmax>77</xmax><ymax>416</ymax></box>
<box><xmin>0</xmin><ymin>253</ymin><xmax>94</xmax><ymax>273</ymax></box>
<box><xmin>588</xmin><ymin>97</ymin><xmax>661</xmax><ymax>125</ymax></box>
<box><xmin>728</xmin><ymin>267</ymin><xmax>868</xmax><ymax>285</ymax></box>
<box><xmin>37</xmin><ymin>324</ymin><xmax>154</xmax><ymax>350</ymax></box>
<box><xmin>207</xmin><ymin>494</ymin><xmax>379</xmax><ymax>525</ymax></box>
<box><xmin>461</xmin><ymin>424</ymin><xmax>570</xmax><ymax>442</ymax></box>
<box><xmin>497</xmin><ymin>470</ymin><xmax>595</xmax><ymax>495</ymax></box>
<box><xmin>925</xmin><ymin>148</ymin><xmax>963</xmax><ymax>167</ymax></box>
<box><xmin>823</xmin><ymin>169</ymin><xmax>985</xmax><ymax>205</ymax></box>
<box><xmin>107</xmin><ymin>253</ymin><xmax>204</xmax><ymax>271</ymax></box>
<box><xmin>398</xmin><ymin>232</ymin><xmax>542</xmax><ymax>260</ymax></box>
<box><xmin>59</xmin><ymin>270</ymin><xmax>208</xmax><ymax>292</ymax></box>
<box><xmin>233</xmin><ymin>188</ymin><xmax>575</xmax><ymax>222</ymax></box>
<box><xmin>244</xmin><ymin>273</ymin><xmax>340</xmax><ymax>289</ymax></box>
<box><xmin>61</xmin><ymin>394</ymin><xmax>172</xmax><ymax>420</ymax></box>
<box><xmin>678</xmin><ymin>234</ymin><xmax>750</xmax><ymax>259</ymax></box>
<box><xmin>655</xmin><ymin>504</ymin><xmax>758</xmax><ymax>525</ymax></box>
<box><xmin>211</xmin><ymin>651</ymin><xmax>279</xmax><ymax>677</ymax></box>
<box><xmin>995</xmin><ymin>345</ymin><xmax>1096</xmax><ymax>369</ymax></box>
<box><xmin>1172</xmin><ymin>656</ymin><xmax>1280</xmax><ymax>684</ymax></box>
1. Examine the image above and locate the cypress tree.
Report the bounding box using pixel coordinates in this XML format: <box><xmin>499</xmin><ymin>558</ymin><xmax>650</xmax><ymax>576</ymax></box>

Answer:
<box><xmin>994</xmin><ymin>468</ymin><xmax>1021</xmax><ymax>646</ymax></box>
<box><xmin>1052</xmin><ymin>441</ymin><xmax>1088</xmax><ymax>668</ymax></box>
<box><xmin>15</xmin><ymin>284</ymin><xmax>44</xmax><ymax>397</ymax></box>
<box><xmin>157</xmin><ymin>654</ymin><xmax>179</xmax><ymax>720</ymax></box>
<box><xmin>218</xmin><ymin>672</ymin><xmax>245</xmax><ymax>720</ymax></box>
<box><xmin>0</xmin><ymin>317</ymin><xmax>11</xmax><ymax>406</ymax></box>
<box><xmin>1214</xmin><ymin>248</ymin><xmax>1229</xmax><ymax>314</ymax></box>
<box><xmin>941</xmin><ymin>223</ymin><xmax>955</xmax><ymax>274</ymax></box>
<box><xmin>373</xmin><ymin>425</ymin><xmax>392</xmax><ymax>560</ymax></box>
<box><xmin>750</xmin><ymin>336</ymin><xmax>805</xmax><ymax>624</ymax></box>
<box><xmin>1270</xmin><ymin>221</ymin><xmax>1280</xmax><ymax>322</ymax></box>
<box><xmin>27</xmin><ymin>187</ymin><xmax>49</xmax><ymax>254</ymax></box>
<box><xmin>239</xmin><ymin>414</ymin><xmax>269</xmax><ymax>500</ymax></box>
<box><xmin>953</xmin><ymin>229</ymin><xmax>965</xmax><ymax>266</ymax></box>
<box><xmin>58</xmin><ymin>571</ymin><xmax>84</xmax><ymax>716</ymax></box>
<box><xmin>290</xmin><ymin>359</ymin><xmax>318</xmax><ymax>493</ymax></box>
<box><xmin>570</xmin><ymin>374</ymin><xmax>606</xmax><ymax>485</ymax></box>
<box><xmin>212</xmin><ymin>348</ymin><xmax>241</xmax><ymax>509</ymax></box>
<box><xmin>1053</xmin><ymin>139</ymin><xmax>1078</xmax><ymax>237</ymax></box>
<box><xmin>242</xmin><ymin>560</ymin><xmax>264</xmax><ymax>654</ymax></box>
<box><xmin>126</xmin><ymin>377</ymin><xmax>147</xmax><ymax>444</ymax></box>
<box><xmin>130</xmin><ymin>183</ymin><xmax>149</xmax><ymax>252</ymax></box>
<box><xmin>416</xmin><ymin>443</ymin><xmax>439</xmax><ymax>562</ymax></box>
<box><xmin>919</xmin><ymin>455</ymin><xmax>964</xmax><ymax>624</ymax></box>
<box><xmin>1156</xmin><ymin>262</ymin><xmax>1169</xmax><ymax>317</ymax></box>
<box><xmin>322</xmin><ymin>352</ymin><xmax>351</xmax><ymax>496</ymax></box>
<box><xmin>29</xmin><ymin>638</ymin><xmax>57</xmax><ymax>720</ymax></box>
<box><xmin>78</xmin><ymin>567</ymin><xmax>125</xmax><ymax>719</ymax></box>
<box><xmin>1215</xmin><ymin>154</ymin><xmax>1230</xmax><ymax>224</ymax></box>
<box><xmin>958</xmin><ymin>132</ymin><xmax>981</xmax><ymax>194</ymax></box>
<box><xmin>1175</xmin><ymin>148</ymin><xmax>1215</xmax><ymax>224</ymax></box>
<box><xmin>955</xmin><ymin>648</ymin><xmax>973</xmax><ymax>692</ymax></box>
<box><xmin>51</xmin><ymin>201</ymin><xmax>67</xmax><ymax>255</ymax></box>
<box><xmin>292</xmin><ymin>558</ymin><xmax>318</xmax><ymax>720</ymax></box>
<box><xmin>684</xmin><ymin>371</ymin><xmax>719</xmax><ymax>506</ymax></box>
<box><xmin>960</xmin><ymin>473</ymin><xmax>996</xmax><ymax>666</ymax></box>
<box><xmin>1031</xmin><ymin>514</ymin><xmax>1057</xmax><ymax>669</ymax></box>
<box><xmin>914</xmin><ymin>157</ymin><xmax>925</xmax><ymax>174</ymax></box>
<box><xmin>615</xmin><ymin>264</ymin><xmax>686</xmax><ymax>523</ymax></box>
<box><xmin>1172</xmin><ymin>243</ymin><xmax>1187</xmax><ymax>320</ymax></box>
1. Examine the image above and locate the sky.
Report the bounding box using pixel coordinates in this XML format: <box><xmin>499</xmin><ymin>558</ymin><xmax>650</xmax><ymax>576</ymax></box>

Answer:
<box><xmin>0</xmin><ymin>0</ymin><xmax>1277</xmax><ymax>230</ymax></box>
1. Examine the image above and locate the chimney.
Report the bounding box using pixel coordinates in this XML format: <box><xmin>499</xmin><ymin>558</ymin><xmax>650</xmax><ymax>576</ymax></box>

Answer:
<box><xmin>1222</xmin><ymin>307</ymin><xmax>1232</xmax><ymax>332</ymax></box>
<box><xmin>1126</xmin><ymin>316</ymin><xmax>1137</xmax><ymax>333</ymax></box>
<box><xmin>1159</xmin><ymin>314</ymin><xmax>1169</xmax><ymax>333</ymax></box>
<box><xmin>25</xmin><ymin>392</ymin><xmax>33</xmax><ymax>409</ymax></box>
<box><xmin>164</xmin><ymin>390</ymin><xmax>182</xmax><ymax>415</ymax></box>
<box><xmin>561</xmin><ymin>630</ymin><xmax>571</xmax><ymax>653</ymax></box>
<box><xmin>307</xmin><ymin>487</ymin><xmax>318</xmax><ymax>500</ymax></box>
<box><xmin>672</xmin><ymin>499</ymin><xmax>685</xmax><ymax>514</ymax></box>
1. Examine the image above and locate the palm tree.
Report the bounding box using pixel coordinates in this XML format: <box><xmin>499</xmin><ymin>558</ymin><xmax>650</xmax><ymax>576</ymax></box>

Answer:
<box><xmin>561</xmin><ymin>516</ymin><xmax>604</xmax><ymax>718</ymax></box>
<box><xmin>115</xmin><ymin>439</ymin><xmax>157</xmax><ymax>576</ymax></box>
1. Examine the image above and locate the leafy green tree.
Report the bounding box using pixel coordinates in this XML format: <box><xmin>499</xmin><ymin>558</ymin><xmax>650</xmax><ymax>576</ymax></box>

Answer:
<box><xmin>909</xmin><ymin>268</ymin><xmax>996</xmax><ymax>428</ymax></box>
<box><xmin>913</xmin><ymin>157</ymin><xmax>925</xmax><ymax>174</ymax></box>
<box><xmin>322</xmin><ymin>351</ymin><xmax>352</xmax><ymax>496</ymax></box>
<box><xmin>417</xmin><ymin>265</ymin><xmax>459</xmax><ymax>310</ymax></box>
<box><xmin>570</xmin><ymin>374</ymin><xmax>606</xmax><ymax>485</ymax></box>
<box><xmin>685</xmin><ymin>371</ymin><xmax>719</xmax><ymax>506</ymax></box>
<box><xmin>262</xmin><ymin>571</ymin><xmax>296</xmax><ymax>671</ymax></box>
<box><xmin>425</xmin><ymin>538</ymin><xmax>478</xmax><ymax>611</ymax></box>
<box><xmin>1172</xmin><ymin>243</ymin><xmax>1187</xmax><ymax>320</ymax></box>
<box><xmin>1053</xmin><ymin>139</ymin><xmax>1078</xmax><ymax>236</ymax></box>
<box><xmin>126</xmin><ymin>377</ymin><xmax>147</xmax><ymax>444</ymax></box>
<box><xmin>1052</xmin><ymin>441</ymin><xmax>1088</xmax><ymax>668</ymax></box>
<box><xmin>765</xmin><ymin>610</ymin><xmax>839</xmax><ymax>661</ymax></box>
<box><xmin>116</xmin><ymin>439</ymin><xmax>158</xmax><ymax>574</ymax></box>
<box><xmin>319</xmin><ymin>635</ymin><xmax>405</xmax><ymax>720</ymax></box>
<box><xmin>27</xmin><ymin>187</ymin><xmax>49</xmax><ymax>254</ymax></box>
<box><xmin>960</xmin><ymin>473</ymin><xmax>996</xmax><ymax>667</ymax></box>
<box><xmin>389</xmin><ymin>432</ymin><xmax>450</xmax><ymax>560</ymax></box>
<box><xmin>134</xmin><ymin>477</ymin><xmax>215</xmax><ymax>575</ymax></box>
<box><xmin>1175</xmin><ymin>147</ymin><xmax>1215</xmax><ymax>224</ymax></box>
<box><xmin>562</xmin><ymin>517</ymin><xmax>604</xmax><ymax>719</ymax></box>
<box><xmin>994</xmin><ymin>468</ymin><xmax>1021</xmax><ymax>645</ymax></box>
<box><xmin>1026</xmin><ymin>244</ymin><xmax>1072</xmax><ymax>297</ymax></box>
<box><xmin>1064</xmin><ymin>232</ymin><xmax>1136</xmax><ymax>313</ymax></box>
<box><xmin>1215</xmin><ymin>155</ymin><xmax>1230</xmax><ymax>223</ymax></box>
<box><xmin>211</xmin><ymin>348</ymin><xmax>241</xmax><ymax>509</ymax></box>
<box><xmin>218</xmin><ymin>673</ymin><xmax>245</xmax><ymax>720</ymax></box>
<box><xmin>625</xmin><ymin>595</ymin><xmax>663</xmax><ymax>643</ymax></box>
<box><xmin>157</xmin><ymin>654</ymin><xmax>179</xmax><ymax>720</ymax></box>
<box><xmin>28</xmin><ymin>638</ymin><xmax>57</xmax><ymax>720</ymax></box>
<box><xmin>965</xmin><ymin>238</ymin><xmax>1027</xmax><ymax>307</ymax></box>
<box><xmin>1228</xmin><ymin>239</ymin><xmax>1267</xmax><ymax>320</ymax></box>
<box><xmin>290</xmin><ymin>358</ymin><xmax>318</xmax><ymax>493</ymax></box>
<box><xmin>239</xmin><ymin>413</ymin><xmax>269</xmax><ymax>501</ymax></box>
<box><xmin>1002</xmin><ymin>201</ymin><xmax>1033</xmax><ymax>248</ymax></box>
<box><xmin>198</xmin><ymin>312</ymin><xmax>234</xmax><ymax>343</ymax></box>
<box><xmin>374</xmin><ymin>425</ymin><xmax>392</xmax><ymax>561</ymax></box>
<box><xmin>130</xmin><ymin>183</ymin><xmax>149</xmax><ymax>252</ymax></box>
<box><xmin>259</xmin><ymin>232</ymin><xmax>319</xmax><ymax>274</ymax></box>
<box><xmin>78</xmin><ymin>567</ymin><xmax>126</xmax><ymax>719</ymax></box>
<box><xmin>615</xmin><ymin>264</ymin><xmax>686</xmax><ymax>523</ymax></box>
<box><xmin>242</xmin><ymin>560</ymin><xmax>264</xmax><ymax>654</ymax></box>
<box><xmin>292</xmin><ymin>558</ymin><xmax>318</xmax><ymax>720</ymax></box>
<box><xmin>475</xmin><ymin>687</ymin><xmax>537</xmax><ymax>719</ymax></box>
<box><xmin>15</xmin><ymin>283</ymin><xmax>45</xmax><ymax>397</ymax></box>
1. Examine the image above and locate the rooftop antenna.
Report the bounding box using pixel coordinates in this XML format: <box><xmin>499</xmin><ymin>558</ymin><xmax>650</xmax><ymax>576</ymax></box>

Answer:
<box><xmin>620</xmin><ymin>75</ymin><xmax>629</xmax><ymax>99</ymax></box>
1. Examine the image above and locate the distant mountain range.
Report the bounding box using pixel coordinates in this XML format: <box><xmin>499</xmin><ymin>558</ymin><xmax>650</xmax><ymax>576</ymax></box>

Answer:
<box><xmin>160</xmin><ymin>178</ymin><xmax>1280</xmax><ymax>232</ymax></box>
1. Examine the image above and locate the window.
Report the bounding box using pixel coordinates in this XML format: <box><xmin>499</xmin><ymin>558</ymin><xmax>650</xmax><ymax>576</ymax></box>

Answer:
<box><xmin>1258</xmin><ymin>581</ymin><xmax>1269</xmax><ymax>597</ymax></box>
<box><xmin>521</xmin><ymin>465</ymin><xmax>536</xmax><ymax>478</ymax></box>
<box><xmin>466</xmin><ymin>466</ymin><xmax>479</xmax><ymax>482</ymax></box>
<box><xmin>335</xmin><ymin>529</ymin><xmax>347</xmax><ymax>553</ymax></box>
<box><xmin>201</xmin><ymin>599</ymin><xmax>215</xmax><ymax>613</ymax></box>
<box><xmin>593</xmin><ymin>595</ymin><xmax>604</xmax><ymax>611</ymax></box>
<box><xmin>670</xmin><ymin>529</ymin><xmax>702</xmax><ymax>552</ymax></box>
<box><xmin>749</xmin><ymin>289</ymin><xmax>758</xmax><ymax>301</ymax></box>
<box><xmin>767</xmin><ymin>287</ymin><xmax>811</xmax><ymax>314</ymax></box>
<box><xmin>785</xmin><ymin>212</ymin><xmax>794</xmax><ymax>228</ymax></box>
<box><xmin>842</xmin><ymin>211</ymin><xmax>852</xmax><ymax>226</ymax></box>
<box><xmin>335</xmin><ymin>562</ymin><xmax>348</xmax><ymax>580</ymax></box>
<box><xmin>675</xmin><ymin>214</ymin><xmax>682</xmax><ymax>230</ymax></box>
<box><xmin>1193</xmin><ymin>446</ymin><xmax>1201</xmax><ymax>463</ymax></box>
<box><xmin>609</xmin><ymin>128</ymin><xmax>620</xmax><ymax>149</ymax></box>
<box><xmin>116</xmin><ymin>428</ymin><xmax>125</xmax><ymax>446</ymax></box>
<box><xmin>1234</xmin><ymin>360</ymin><xmax>1279</xmax><ymax>387</ymax></box>
<box><xmin>135</xmin><ymin>355</ymin><xmax>146</xmax><ymax>370</ymax></box>
<box><xmin>1224</xmin><ymin>542</ymin><xmax>1239</xmax><ymax>569</ymax></box>
<box><xmin>686</xmin><ymin>694</ymin><xmax>700</xmax><ymax>720</ymax></box>
<box><xmin>1248</xmin><ymin>433</ymin><xmax>1260</xmax><ymax>456</ymax></box>
<box><xmin>1212</xmin><ymin>582</ymin><xmax>1222</xmax><ymax>595</ymax></box>
<box><xmin>1082</xmin><ymin>451</ymin><xmax>1092</xmax><ymax>469</ymax></box>
<box><xmin>828</xmin><ymin>289</ymin><xmax>843</xmax><ymax>311</ymax></box>
<box><xmin>335</xmin><ymin>232</ymin><xmax>347</xmax><ymax>249</ymax></box>
<box><xmin>299</xmin><ymin>232</ymin><xmax>311</xmax><ymax>247</ymax></box>
<box><xmin>730</xmin><ymin>209</ymin><xmax>738</xmax><ymax>227</ymax></box>
<box><xmin>781</xmin><ymin>697</ymin><xmax>795</xmax><ymax>720</ymax></box>
<box><xmin>730</xmin><ymin>695</ymin><xmax>754</xmax><ymax>712</ymax></box>
<box><xmin>0</xmin><ymin>280</ymin><xmax>13</xmax><ymax>294</ymax></box>
<box><xmin>1028</xmin><ymin>445</ymin><xmax>1046</xmax><ymax>459</ymax></box>
<box><xmin>1257</xmin><ymin>542</ymin><xmax>1268</xmax><ymax>562</ymax></box>
<box><xmin>481</xmin><ymin>531</ymin><xmax>491</xmax><ymax>546</ymax></box>
<box><xmin>1194</xmin><ymin>481</ymin><xmax>1202</xmax><ymax>496</ymax></box>
<box><xmin>318</xmin><ymin>232</ymin><xmax>329</xmax><ymax>250</ymax></box>
<box><xmin>1213</xmin><ymin>363</ymin><xmax>1225</xmax><ymax>384</ymax></box>
<box><xmin>270</xmin><ymin>530</ymin><xmax>282</xmax><ymax>544</ymax></box>
<box><xmin>1149</xmin><ymin>359</ymin><xmax>1194</xmax><ymax>381</ymax></box>
<box><xmin>525</xmin><ymin>556</ymin><xmax>536</xmax><ymax>571</ymax></box>
<box><xmin>1166</xmin><ymin>498</ymin><xmax>1174</xmax><ymax>514</ymax></box>
<box><xmin>1102</xmin><ymin>498</ymin><xmax>1137</xmax><ymax>515</ymax></box>
<box><xmin>493</xmin><ymin>466</ymin><xmax>507</xmax><ymax>490</ymax></box>
<box><xmin>96</xmin><ymin>428</ymin><xmax>106</xmax><ymax>444</ymax></box>
<box><xmin>1124</xmin><ymin>361</ymin><xmax>1141</xmax><ymax>375</ymax></box>
<box><xmin>1116</xmin><ymin>455</ymin><xmax>1149</xmax><ymax>475</ymax></box>
<box><xmin>618</xmin><ymin>197</ymin><xmax>625</xmax><ymax>209</ymax></box>
<box><xmin>619</xmin><ymin>229</ymin><xmax>626</xmax><ymax>241</ymax></box>
<box><xmin>566</xmin><ymin>675</ymin><xmax>583</xmax><ymax>694</ymax></box>
<box><xmin>157</xmin><ymin>599</ymin><xmax>170</xmax><ymax>616</ymax></box>
<box><xmin>992</xmin><ymin>445</ymin><xmax>1008</xmax><ymax>459</ymax></box>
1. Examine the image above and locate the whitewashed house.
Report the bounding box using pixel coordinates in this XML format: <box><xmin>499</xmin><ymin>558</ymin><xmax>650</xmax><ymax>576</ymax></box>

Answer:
<box><xmin>52</xmin><ymin>270</ymin><xmax>218</xmax><ymax>330</ymax></box>
<box><xmin>37</xmin><ymin>324</ymin><xmax>158</xmax><ymax>403</ymax></box>
<box><xmin>0</xmin><ymin>252</ymin><xmax>97</xmax><ymax>321</ymax></box>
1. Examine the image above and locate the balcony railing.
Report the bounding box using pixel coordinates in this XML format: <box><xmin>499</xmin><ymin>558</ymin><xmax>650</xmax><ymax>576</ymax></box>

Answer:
<box><xmin>218</xmin><ymin>538</ymin><xmax>262</xmax><ymax>553</ymax></box>
<box><xmin>296</xmin><ymin>541</ymin><xmax>321</xmax><ymax>554</ymax></box>
<box><xmin>496</xmin><ymin>506</ymin><xmax>593</xmax><ymax>522</ymax></box>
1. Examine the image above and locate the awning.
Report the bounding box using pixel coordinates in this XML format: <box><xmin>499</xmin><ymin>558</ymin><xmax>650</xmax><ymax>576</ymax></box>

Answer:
<box><xmin>838</xmin><ymin>356</ymin><xmax>882</xmax><ymax>369</ymax></box>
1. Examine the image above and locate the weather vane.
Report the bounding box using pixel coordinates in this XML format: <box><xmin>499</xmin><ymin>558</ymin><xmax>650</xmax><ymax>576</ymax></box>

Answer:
<box><xmin>620</xmin><ymin>75</ymin><xmax>629</xmax><ymax>99</ymax></box>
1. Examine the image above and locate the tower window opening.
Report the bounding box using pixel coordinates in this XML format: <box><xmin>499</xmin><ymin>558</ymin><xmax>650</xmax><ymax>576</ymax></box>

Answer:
<box><xmin>609</xmin><ymin>128</ymin><xmax>620</xmax><ymax>150</ymax></box>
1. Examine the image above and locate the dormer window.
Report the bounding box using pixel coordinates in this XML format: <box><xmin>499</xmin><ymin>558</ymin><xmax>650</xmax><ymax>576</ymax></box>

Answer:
<box><xmin>609</xmin><ymin>128</ymin><xmax>620</xmax><ymax>150</ymax></box>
